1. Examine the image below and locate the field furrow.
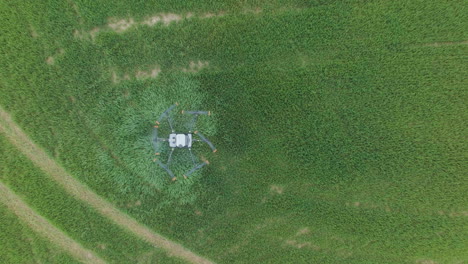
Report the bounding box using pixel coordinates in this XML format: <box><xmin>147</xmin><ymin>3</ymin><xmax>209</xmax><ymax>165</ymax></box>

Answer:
<box><xmin>0</xmin><ymin>182</ymin><xmax>105</xmax><ymax>264</ymax></box>
<box><xmin>0</xmin><ymin>105</ymin><xmax>213</xmax><ymax>264</ymax></box>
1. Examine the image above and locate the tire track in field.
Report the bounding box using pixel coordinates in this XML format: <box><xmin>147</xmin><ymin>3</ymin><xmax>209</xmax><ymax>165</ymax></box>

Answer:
<box><xmin>0</xmin><ymin>106</ymin><xmax>214</xmax><ymax>264</ymax></box>
<box><xmin>0</xmin><ymin>182</ymin><xmax>106</xmax><ymax>264</ymax></box>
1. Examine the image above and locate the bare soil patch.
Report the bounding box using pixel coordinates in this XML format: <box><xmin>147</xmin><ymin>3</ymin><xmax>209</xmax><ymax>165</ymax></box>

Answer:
<box><xmin>0</xmin><ymin>182</ymin><xmax>106</xmax><ymax>264</ymax></box>
<box><xmin>200</xmin><ymin>12</ymin><xmax>226</xmax><ymax>18</ymax></box>
<box><xmin>30</xmin><ymin>26</ymin><xmax>39</xmax><ymax>38</ymax></box>
<box><xmin>345</xmin><ymin>201</ymin><xmax>392</xmax><ymax>212</ymax></box>
<box><xmin>111</xmin><ymin>71</ymin><xmax>131</xmax><ymax>84</ymax></box>
<box><xmin>182</xmin><ymin>61</ymin><xmax>210</xmax><ymax>73</ymax></box>
<box><xmin>416</xmin><ymin>260</ymin><xmax>439</xmax><ymax>264</ymax></box>
<box><xmin>124</xmin><ymin>200</ymin><xmax>142</xmax><ymax>208</ymax></box>
<box><xmin>108</xmin><ymin>18</ymin><xmax>135</xmax><ymax>33</ymax></box>
<box><xmin>89</xmin><ymin>28</ymin><xmax>100</xmax><ymax>40</ymax></box>
<box><xmin>79</xmin><ymin>11</ymin><xmax>228</xmax><ymax>40</ymax></box>
<box><xmin>142</xmin><ymin>16</ymin><xmax>162</xmax><ymax>26</ymax></box>
<box><xmin>282</xmin><ymin>227</ymin><xmax>353</xmax><ymax>258</ymax></box>
<box><xmin>67</xmin><ymin>0</ymin><xmax>83</xmax><ymax>25</ymax></box>
<box><xmin>437</xmin><ymin>210</ymin><xmax>468</xmax><ymax>217</ymax></box>
<box><xmin>269</xmin><ymin>185</ymin><xmax>284</xmax><ymax>194</ymax></box>
<box><xmin>111</xmin><ymin>71</ymin><xmax>119</xmax><ymax>83</ymax></box>
<box><xmin>97</xmin><ymin>243</ymin><xmax>107</xmax><ymax>250</ymax></box>
<box><xmin>0</xmin><ymin>106</ymin><xmax>214</xmax><ymax>264</ymax></box>
<box><xmin>112</xmin><ymin>66</ymin><xmax>161</xmax><ymax>84</ymax></box>
<box><xmin>285</xmin><ymin>239</ymin><xmax>320</xmax><ymax>250</ymax></box>
<box><xmin>295</xmin><ymin>227</ymin><xmax>310</xmax><ymax>236</ymax></box>
<box><xmin>142</xmin><ymin>13</ymin><xmax>183</xmax><ymax>26</ymax></box>
<box><xmin>73</xmin><ymin>29</ymin><xmax>83</xmax><ymax>39</ymax></box>
<box><xmin>46</xmin><ymin>49</ymin><xmax>65</xmax><ymax>66</ymax></box>
<box><xmin>243</xmin><ymin>8</ymin><xmax>262</xmax><ymax>14</ymax></box>
<box><xmin>73</xmin><ymin>28</ymin><xmax>97</xmax><ymax>41</ymax></box>
<box><xmin>46</xmin><ymin>56</ymin><xmax>55</xmax><ymax>65</ymax></box>
<box><xmin>161</xmin><ymin>13</ymin><xmax>183</xmax><ymax>25</ymax></box>
<box><xmin>136</xmin><ymin>67</ymin><xmax>161</xmax><ymax>79</ymax></box>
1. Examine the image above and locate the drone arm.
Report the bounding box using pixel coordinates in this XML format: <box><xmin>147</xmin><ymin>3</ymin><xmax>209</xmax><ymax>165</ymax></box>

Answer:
<box><xmin>167</xmin><ymin>116</ymin><xmax>174</xmax><ymax>132</ymax></box>
<box><xmin>156</xmin><ymin>103</ymin><xmax>178</xmax><ymax>127</ymax></box>
<box><xmin>155</xmin><ymin>160</ymin><xmax>176</xmax><ymax>179</ymax></box>
<box><xmin>194</xmin><ymin>131</ymin><xmax>217</xmax><ymax>152</ymax></box>
<box><xmin>182</xmin><ymin>110</ymin><xmax>209</xmax><ymax>132</ymax></box>
<box><xmin>183</xmin><ymin>161</ymin><xmax>209</xmax><ymax>178</ymax></box>
<box><xmin>167</xmin><ymin>148</ymin><xmax>174</xmax><ymax>166</ymax></box>
<box><xmin>152</xmin><ymin>127</ymin><xmax>161</xmax><ymax>154</ymax></box>
<box><xmin>188</xmin><ymin>148</ymin><xmax>197</xmax><ymax>165</ymax></box>
<box><xmin>182</xmin><ymin>110</ymin><xmax>210</xmax><ymax>116</ymax></box>
<box><xmin>188</xmin><ymin>115</ymin><xmax>198</xmax><ymax>132</ymax></box>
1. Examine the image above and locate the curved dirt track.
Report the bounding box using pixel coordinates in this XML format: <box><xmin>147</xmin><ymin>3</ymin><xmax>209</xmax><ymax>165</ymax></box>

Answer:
<box><xmin>0</xmin><ymin>106</ymin><xmax>214</xmax><ymax>264</ymax></box>
<box><xmin>0</xmin><ymin>182</ymin><xmax>106</xmax><ymax>264</ymax></box>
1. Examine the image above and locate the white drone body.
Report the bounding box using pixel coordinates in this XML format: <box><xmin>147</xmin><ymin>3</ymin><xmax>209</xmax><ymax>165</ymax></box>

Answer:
<box><xmin>169</xmin><ymin>133</ymin><xmax>192</xmax><ymax>148</ymax></box>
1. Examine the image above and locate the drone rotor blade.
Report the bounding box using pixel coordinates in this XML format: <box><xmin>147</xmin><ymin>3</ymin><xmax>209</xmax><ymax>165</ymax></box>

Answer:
<box><xmin>168</xmin><ymin>115</ymin><xmax>174</xmax><ymax>132</ymax></box>
<box><xmin>183</xmin><ymin>161</ymin><xmax>208</xmax><ymax>178</ymax></box>
<box><xmin>156</xmin><ymin>160</ymin><xmax>175</xmax><ymax>179</ymax></box>
<box><xmin>195</xmin><ymin>131</ymin><xmax>217</xmax><ymax>152</ymax></box>
<box><xmin>188</xmin><ymin>148</ymin><xmax>197</xmax><ymax>165</ymax></box>
<box><xmin>167</xmin><ymin>148</ymin><xmax>175</xmax><ymax>166</ymax></box>
<box><xmin>188</xmin><ymin>115</ymin><xmax>198</xmax><ymax>132</ymax></box>
<box><xmin>153</xmin><ymin>126</ymin><xmax>158</xmax><ymax>139</ymax></box>
<box><xmin>182</xmin><ymin>110</ymin><xmax>210</xmax><ymax>116</ymax></box>
<box><xmin>182</xmin><ymin>110</ymin><xmax>210</xmax><ymax>131</ymax></box>
<box><xmin>156</xmin><ymin>103</ymin><xmax>178</xmax><ymax>124</ymax></box>
<box><xmin>152</xmin><ymin>127</ymin><xmax>160</xmax><ymax>153</ymax></box>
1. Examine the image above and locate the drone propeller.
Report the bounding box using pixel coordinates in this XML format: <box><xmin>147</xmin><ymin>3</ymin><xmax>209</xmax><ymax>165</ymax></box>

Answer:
<box><xmin>156</xmin><ymin>103</ymin><xmax>178</xmax><ymax>132</ymax></box>
<box><xmin>188</xmin><ymin>148</ymin><xmax>197</xmax><ymax>165</ymax></box>
<box><xmin>182</xmin><ymin>110</ymin><xmax>210</xmax><ymax>132</ymax></box>
<box><xmin>183</xmin><ymin>160</ymin><xmax>209</xmax><ymax>179</ymax></box>
<box><xmin>155</xmin><ymin>159</ymin><xmax>176</xmax><ymax>180</ymax></box>
<box><xmin>181</xmin><ymin>110</ymin><xmax>211</xmax><ymax>116</ymax></box>
<box><xmin>194</xmin><ymin>131</ymin><xmax>217</xmax><ymax>152</ymax></box>
<box><xmin>152</xmin><ymin>126</ymin><xmax>167</xmax><ymax>154</ymax></box>
<box><xmin>157</xmin><ymin>103</ymin><xmax>178</xmax><ymax>123</ymax></box>
<box><xmin>167</xmin><ymin>148</ymin><xmax>175</xmax><ymax>166</ymax></box>
<box><xmin>152</xmin><ymin>126</ymin><xmax>160</xmax><ymax>151</ymax></box>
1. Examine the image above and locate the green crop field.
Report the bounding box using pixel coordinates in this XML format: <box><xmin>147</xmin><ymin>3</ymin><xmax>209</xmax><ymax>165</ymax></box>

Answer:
<box><xmin>0</xmin><ymin>203</ymin><xmax>80</xmax><ymax>264</ymax></box>
<box><xmin>0</xmin><ymin>135</ymin><xmax>186</xmax><ymax>263</ymax></box>
<box><xmin>1</xmin><ymin>0</ymin><xmax>467</xmax><ymax>263</ymax></box>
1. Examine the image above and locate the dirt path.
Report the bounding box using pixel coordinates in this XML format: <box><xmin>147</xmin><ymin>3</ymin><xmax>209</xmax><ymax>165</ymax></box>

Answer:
<box><xmin>0</xmin><ymin>182</ymin><xmax>106</xmax><ymax>264</ymax></box>
<box><xmin>0</xmin><ymin>106</ymin><xmax>214</xmax><ymax>264</ymax></box>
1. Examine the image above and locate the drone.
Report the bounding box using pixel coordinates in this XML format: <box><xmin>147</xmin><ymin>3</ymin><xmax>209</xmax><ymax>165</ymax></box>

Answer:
<box><xmin>152</xmin><ymin>103</ymin><xmax>216</xmax><ymax>181</ymax></box>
